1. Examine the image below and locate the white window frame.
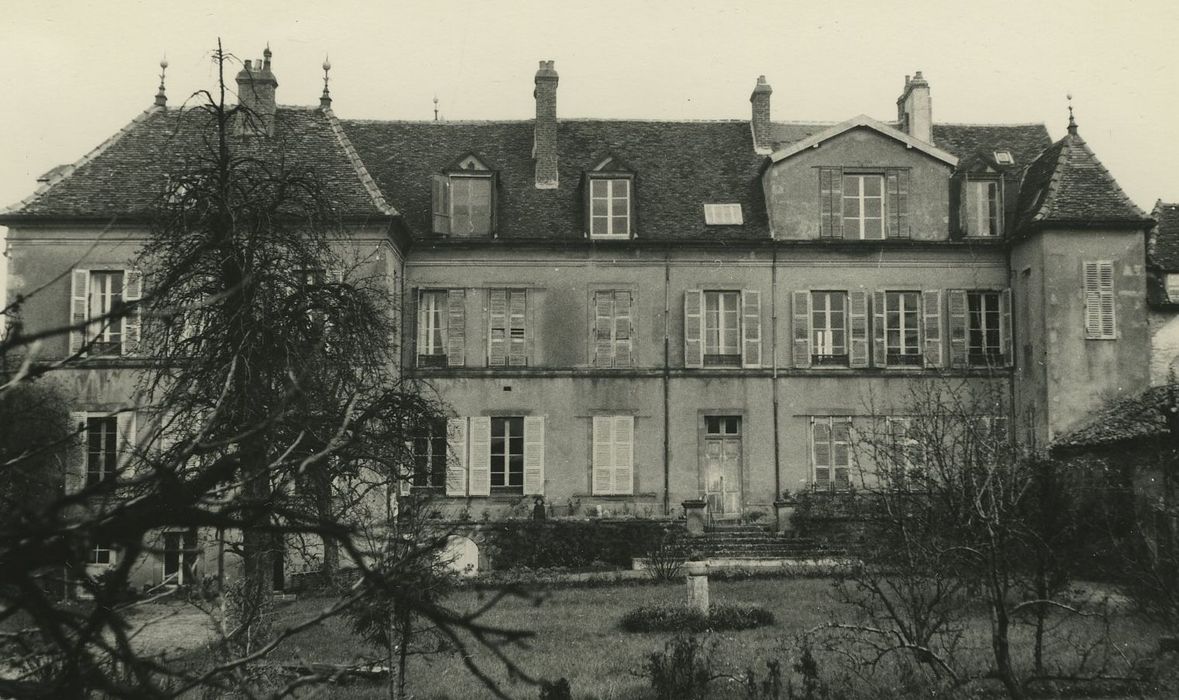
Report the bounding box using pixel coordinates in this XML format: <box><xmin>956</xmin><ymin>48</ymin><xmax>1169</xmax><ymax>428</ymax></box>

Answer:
<box><xmin>811</xmin><ymin>291</ymin><xmax>848</xmax><ymax>364</ymax></box>
<box><xmin>884</xmin><ymin>291</ymin><xmax>922</xmax><ymax>364</ymax></box>
<box><xmin>88</xmin><ymin>543</ymin><xmax>115</xmax><ymax>566</ymax></box>
<box><xmin>966</xmin><ymin>290</ymin><xmax>1003</xmax><ymax>364</ymax></box>
<box><xmin>589</xmin><ymin>177</ymin><xmax>632</xmax><ymax>238</ymax></box>
<box><xmin>1083</xmin><ymin>261</ymin><xmax>1117</xmax><ymax>340</ymax></box>
<box><xmin>993</xmin><ymin>150</ymin><xmax>1014</xmax><ymax>165</ymax></box>
<box><xmin>703</xmin><ymin>290</ymin><xmax>742</xmax><ymax>364</ymax></box>
<box><xmin>417</xmin><ymin>289</ymin><xmax>447</xmax><ymax>359</ymax></box>
<box><xmin>85</xmin><ymin>415</ymin><xmax>120</xmax><ymax>486</ymax></box>
<box><xmin>842</xmin><ymin>173</ymin><xmax>886</xmax><ymax>240</ymax></box>
<box><xmin>810</xmin><ymin>416</ymin><xmax>851</xmax><ymax>490</ymax></box>
<box><xmin>967</xmin><ymin>180</ymin><xmax>1001</xmax><ymax>237</ymax></box>
<box><xmin>592</xmin><ymin>415</ymin><xmax>635</xmax><ymax>495</ymax></box>
<box><xmin>703</xmin><ymin>203</ymin><xmax>743</xmax><ymax>226</ymax></box>
<box><xmin>1167</xmin><ymin>273</ymin><xmax>1179</xmax><ymax>303</ymax></box>
<box><xmin>448</xmin><ymin>173</ymin><xmax>494</xmax><ymax>235</ymax></box>
<box><xmin>89</xmin><ymin>270</ymin><xmax>125</xmax><ymax>355</ymax></box>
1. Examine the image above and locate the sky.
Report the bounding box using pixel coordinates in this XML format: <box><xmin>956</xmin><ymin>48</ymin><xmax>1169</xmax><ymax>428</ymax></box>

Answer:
<box><xmin>2</xmin><ymin>0</ymin><xmax>1178</xmax><ymax>219</ymax></box>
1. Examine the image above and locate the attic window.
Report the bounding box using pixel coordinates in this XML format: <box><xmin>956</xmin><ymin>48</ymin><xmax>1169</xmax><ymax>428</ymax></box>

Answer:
<box><xmin>993</xmin><ymin>150</ymin><xmax>1014</xmax><ymax>165</ymax></box>
<box><xmin>704</xmin><ymin>204</ymin><xmax>744</xmax><ymax>226</ymax></box>
<box><xmin>432</xmin><ymin>154</ymin><xmax>496</xmax><ymax>237</ymax></box>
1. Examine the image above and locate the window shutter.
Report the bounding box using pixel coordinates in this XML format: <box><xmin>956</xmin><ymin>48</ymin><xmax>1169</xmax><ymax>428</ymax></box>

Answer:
<box><xmin>1099</xmin><ymin>262</ymin><xmax>1116</xmax><ymax>339</ymax></box>
<box><xmin>812</xmin><ymin>419</ymin><xmax>831</xmax><ymax>487</ymax></box>
<box><xmin>122</xmin><ymin>269</ymin><xmax>142</xmax><ymax>355</ymax></box>
<box><xmin>886</xmin><ymin>170</ymin><xmax>910</xmax><ymax>239</ymax></box>
<box><xmin>613</xmin><ymin>415</ymin><xmax>634</xmax><ymax>495</ymax></box>
<box><xmin>614</xmin><ymin>291</ymin><xmax>633</xmax><ymax>367</ymax></box>
<box><xmin>70</xmin><ymin>269</ymin><xmax>90</xmax><ymax>356</ymax></box>
<box><xmin>488</xmin><ymin>289</ymin><xmax>507</xmax><ymax>366</ymax></box>
<box><xmin>523</xmin><ymin>416</ymin><xmax>545</xmax><ymax>495</ymax></box>
<box><xmin>948</xmin><ymin>290</ymin><xmax>968</xmax><ymax>368</ymax></box>
<box><xmin>445</xmin><ymin>418</ymin><xmax>469</xmax><ymax>496</ymax></box>
<box><xmin>67</xmin><ymin>412</ymin><xmax>87</xmax><ymax>494</ymax></box>
<box><xmin>508</xmin><ymin>290</ymin><xmax>527</xmax><ymax>366</ymax></box>
<box><xmin>872</xmin><ymin>291</ymin><xmax>887</xmax><ymax>367</ymax></box>
<box><xmin>415</xmin><ymin>290</ymin><xmax>427</xmax><ymax>357</ymax></box>
<box><xmin>922</xmin><ymin>290</ymin><xmax>942</xmax><ymax>368</ymax></box>
<box><xmin>792</xmin><ymin>290</ymin><xmax>812</xmax><ymax>368</ymax></box>
<box><xmin>1083</xmin><ymin>262</ymin><xmax>1101</xmax><ymax>338</ymax></box>
<box><xmin>467</xmin><ymin>417</ymin><xmax>491</xmax><ymax>496</ymax></box>
<box><xmin>684</xmin><ymin>289</ymin><xmax>704</xmax><ymax>368</ymax></box>
<box><xmin>593</xmin><ymin>291</ymin><xmax>614</xmax><ymax>367</ymax></box>
<box><xmin>431</xmin><ymin>174</ymin><xmax>451</xmax><ymax>234</ymax></box>
<box><xmin>819</xmin><ymin>168</ymin><xmax>844</xmax><ymax>238</ymax></box>
<box><xmin>116</xmin><ymin>410</ymin><xmax>136</xmax><ymax>477</ymax></box>
<box><xmin>848</xmin><ymin>290</ymin><xmax>869</xmax><ymax>368</ymax></box>
<box><xmin>741</xmin><ymin>289</ymin><xmax>762</xmax><ymax>368</ymax></box>
<box><xmin>592</xmin><ymin>416</ymin><xmax>614</xmax><ymax>495</ymax></box>
<box><xmin>999</xmin><ymin>288</ymin><xmax>1013</xmax><ymax>365</ymax></box>
<box><xmin>447</xmin><ymin>289</ymin><xmax>466</xmax><ymax>366</ymax></box>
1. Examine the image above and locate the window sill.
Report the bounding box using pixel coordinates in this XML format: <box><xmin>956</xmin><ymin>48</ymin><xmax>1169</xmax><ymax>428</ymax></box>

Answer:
<box><xmin>589</xmin><ymin>234</ymin><xmax>633</xmax><ymax>241</ymax></box>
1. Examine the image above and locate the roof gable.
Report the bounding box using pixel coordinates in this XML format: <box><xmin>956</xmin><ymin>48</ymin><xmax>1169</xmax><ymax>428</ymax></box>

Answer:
<box><xmin>768</xmin><ymin>114</ymin><xmax>958</xmax><ymax>167</ymax></box>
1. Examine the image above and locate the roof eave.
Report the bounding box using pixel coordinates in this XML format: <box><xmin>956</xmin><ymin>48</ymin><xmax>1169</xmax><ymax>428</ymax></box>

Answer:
<box><xmin>768</xmin><ymin>114</ymin><xmax>959</xmax><ymax>167</ymax></box>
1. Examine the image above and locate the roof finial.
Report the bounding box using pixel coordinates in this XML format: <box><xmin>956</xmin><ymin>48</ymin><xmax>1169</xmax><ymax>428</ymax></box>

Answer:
<box><xmin>433</xmin><ymin>95</ymin><xmax>440</xmax><ymax>122</ymax></box>
<box><xmin>1066</xmin><ymin>93</ymin><xmax>1078</xmax><ymax>135</ymax></box>
<box><xmin>320</xmin><ymin>55</ymin><xmax>332</xmax><ymax>109</ymax></box>
<box><xmin>154</xmin><ymin>56</ymin><xmax>168</xmax><ymax>107</ymax></box>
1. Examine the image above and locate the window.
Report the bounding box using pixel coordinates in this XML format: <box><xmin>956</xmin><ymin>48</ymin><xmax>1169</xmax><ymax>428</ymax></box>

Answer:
<box><xmin>883</xmin><ymin>291</ymin><xmax>922</xmax><ymax>365</ymax></box>
<box><xmin>885</xmin><ymin>417</ymin><xmax>926</xmax><ymax>487</ymax></box>
<box><xmin>993</xmin><ymin>150</ymin><xmax>1014</xmax><ymax>165</ymax></box>
<box><xmin>417</xmin><ymin>289</ymin><xmax>465</xmax><ymax>367</ymax></box>
<box><xmin>819</xmin><ymin>168</ymin><xmax>909</xmax><ymax>239</ymax></box>
<box><xmin>488</xmin><ymin>289</ymin><xmax>527</xmax><ymax>366</ymax></box>
<box><xmin>811</xmin><ymin>291</ymin><xmax>848</xmax><ymax>365</ymax></box>
<box><xmin>432</xmin><ymin>171</ymin><xmax>495</xmax><ymax>236</ymax></box>
<box><xmin>703</xmin><ymin>203</ymin><xmax>743</xmax><ymax>226</ymax></box>
<box><xmin>1167</xmin><ymin>274</ymin><xmax>1179</xmax><ymax>303</ymax></box>
<box><xmin>811</xmin><ymin>417</ymin><xmax>851</xmax><ymax>489</ymax></box>
<box><xmin>589</xmin><ymin>178</ymin><xmax>632</xmax><ymax>238</ymax></box>
<box><xmin>704</xmin><ymin>291</ymin><xmax>742</xmax><ymax>366</ymax></box>
<box><xmin>462</xmin><ymin>416</ymin><xmax>544</xmax><ymax>496</ymax></box>
<box><xmin>70</xmin><ymin>269</ymin><xmax>142</xmax><ymax>357</ymax></box>
<box><xmin>965</xmin><ymin>180</ymin><xmax>1001</xmax><ymax>237</ymax></box>
<box><xmin>592</xmin><ymin>415</ymin><xmax>634</xmax><ymax>495</ymax></box>
<box><xmin>967</xmin><ymin>291</ymin><xmax>1003</xmax><ymax>365</ymax></box>
<box><xmin>86</xmin><ymin>416</ymin><xmax>119</xmax><ymax>486</ymax></box>
<box><xmin>1083</xmin><ymin>261</ymin><xmax>1116</xmax><ymax>339</ymax></box>
<box><xmin>490</xmin><ymin>417</ymin><xmax>525</xmax><ymax>493</ymax></box>
<box><xmin>685</xmin><ymin>289</ymin><xmax>761</xmax><ymax>368</ymax></box>
<box><xmin>592</xmin><ymin>290</ymin><xmax>634</xmax><ymax>367</ymax></box>
<box><xmin>412</xmin><ymin>422</ymin><xmax>448</xmax><ymax>489</ymax></box>
<box><xmin>88</xmin><ymin>542</ymin><xmax>115</xmax><ymax>566</ymax></box>
<box><xmin>843</xmin><ymin>174</ymin><xmax>885</xmax><ymax>239</ymax></box>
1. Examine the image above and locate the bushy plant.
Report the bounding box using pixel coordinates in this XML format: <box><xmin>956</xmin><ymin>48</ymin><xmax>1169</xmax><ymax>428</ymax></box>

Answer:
<box><xmin>538</xmin><ymin>677</ymin><xmax>572</xmax><ymax>700</ymax></box>
<box><xmin>645</xmin><ymin>530</ymin><xmax>689</xmax><ymax>583</ymax></box>
<box><xmin>483</xmin><ymin>520</ymin><xmax>673</xmax><ymax>570</ymax></box>
<box><xmin>620</xmin><ymin>602</ymin><xmax>774</xmax><ymax>633</ymax></box>
<box><xmin>644</xmin><ymin>635</ymin><xmax>717</xmax><ymax>700</ymax></box>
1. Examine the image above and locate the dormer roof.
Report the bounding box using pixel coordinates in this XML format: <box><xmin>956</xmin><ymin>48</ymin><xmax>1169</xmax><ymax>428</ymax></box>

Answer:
<box><xmin>767</xmin><ymin>114</ymin><xmax>959</xmax><ymax>167</ymax></box>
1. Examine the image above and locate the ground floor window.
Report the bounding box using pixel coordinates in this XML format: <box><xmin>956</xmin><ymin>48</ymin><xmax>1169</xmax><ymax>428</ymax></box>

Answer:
<box><xmin>811</xmin><ymin>417</ymin><xmax>851</xmax><ymax>489</ymax></box>
<box><xmin>490</xmin><ymin>417</ymin><xmax>525</xmax><ymax>493</ymax></box>
<box><xmin>412</xmin><ymin>421</ymin><xmax>448</xmax><ymax>489</ymax></box>
<box><xmin>162</xmin><ymin>530</ymin><xmax>197</xmax><ymax>586</ymax></box>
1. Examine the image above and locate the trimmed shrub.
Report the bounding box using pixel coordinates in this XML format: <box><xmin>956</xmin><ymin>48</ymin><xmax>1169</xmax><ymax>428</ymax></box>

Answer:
<box><xmin>620</xmin><ymin>602</ymin><xmax>774</xmax><ymax>633</ymax></box>
<box><xmin>481</xmin><ymin>520</ymin><xmax>677</xmax><ymax>570</ymax></box>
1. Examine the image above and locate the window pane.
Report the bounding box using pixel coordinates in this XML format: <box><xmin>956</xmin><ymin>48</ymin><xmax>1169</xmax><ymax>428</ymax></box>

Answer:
<box><xmin>843</xmin><ymin>176</ymin><xmax>860</xmax><ymax>195</ymax></box>
<box><xmin>864</xmin><ymin>199</ymin><xmax>881</xmax><ymax>218</ymax></box>
<box><xmin>592</xmin><ymin>198</ymin><xmax>608</xmax><ymax>216</ymax></box>
<box><xmin>863</xmin><ymin>219</ymin><xmax>882</xmax><ymax>238</ymax></box>
<box><xmin>591</xmin><ymin>180</ymin><xmax>607</xmax><ymax>196</ymax></box>
<box><xmin>863</xmin><ymin>176</ymin><xmax>882</xmax><ymax>196</ymax></box>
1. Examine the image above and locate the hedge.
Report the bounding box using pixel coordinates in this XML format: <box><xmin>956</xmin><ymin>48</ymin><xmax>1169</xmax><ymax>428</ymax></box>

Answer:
<box><xmin>480</xmin><ymin>520</ymin><xmax>679</xmax><ymax>571</ymax></box>
<box><xmin>620</xmin><ymin>602</ymin><xmax>775</xmax><ymax>633</ymax></box>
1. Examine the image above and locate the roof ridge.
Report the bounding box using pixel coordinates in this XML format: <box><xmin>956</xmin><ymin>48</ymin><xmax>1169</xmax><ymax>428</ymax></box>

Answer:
<box><xmin>321</xmin><ymin>108</ymin><xmax>398</xmax><ymax>216</ymax></box>
<box><xmin>935</xmin><ymin>121</ymin><xmax>1047</xmax><ymax>128</ymax></box>
<box><xmin>2</xmin><ymin>105</ymin><xmax>165</xmax><ymax>215</ymax></box>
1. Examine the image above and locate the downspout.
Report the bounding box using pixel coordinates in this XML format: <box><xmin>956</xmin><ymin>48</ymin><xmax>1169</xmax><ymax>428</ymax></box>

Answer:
<box><xmin>663</xmin><ymin>253</ymin><xmax>672</xmax><ymax>515</ymax></box>
<box><xmin>771</xmin><ymin>247</ymin><xmax>781</xmax><ymax>501</ymax></box>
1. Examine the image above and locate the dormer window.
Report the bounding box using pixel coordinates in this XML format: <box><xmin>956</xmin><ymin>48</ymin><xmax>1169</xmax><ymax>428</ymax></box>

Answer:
<box><xmin>965</xmin><ymin>179</ymin><xmax>1001</xmax><ymax>237</ymax></box>
<box><xmin>993</xmin><ymin>150</ymin><xmax>1014</xmax><ymax>165</ymax></box>
<box><xmin>704</xmin><ymin>204</ymin><xmax>744</xmax><ymax>226</ymax></box>
<box><xmin>586</xmin><ymin>157</ymin><xmax>634</xmax><ymax>239</ymax></box>
<box><xmin>432</xmin><ymin>155</ymin><xmax>496</xmax><ymax>236</ymax></box>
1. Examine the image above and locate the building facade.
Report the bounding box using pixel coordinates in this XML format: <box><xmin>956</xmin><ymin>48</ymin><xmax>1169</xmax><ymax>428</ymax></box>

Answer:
<box><xmin>0</xmin><ymin>51</ymin><xmax>1157</xmax><ymax>587</ymax></box>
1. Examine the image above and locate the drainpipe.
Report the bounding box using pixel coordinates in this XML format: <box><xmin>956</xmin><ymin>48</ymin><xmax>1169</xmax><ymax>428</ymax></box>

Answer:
<box><xmin>663</xmin><ymin>253</ymin><xmax>672</xmax><ymax>515</ymax></box>
<box><xmin>771</xmin><ymin>247</ymin><xmax>781</xmax><ymax>500</ymax></box>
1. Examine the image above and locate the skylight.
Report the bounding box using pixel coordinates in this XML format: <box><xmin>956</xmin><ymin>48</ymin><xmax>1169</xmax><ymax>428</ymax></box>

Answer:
<box><xmin>704</xmin><ymin>203</ymin><xmax>743</xmax><ymax>225</ymax></box>
<box><xmin>993</xmin><ymin>150</ymin><xmax>1014</xmax><ymax>165</ymax></box>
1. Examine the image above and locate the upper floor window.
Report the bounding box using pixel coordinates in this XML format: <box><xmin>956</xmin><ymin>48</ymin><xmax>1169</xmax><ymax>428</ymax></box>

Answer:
<box><xmin>417</xmin><ymin>289</ymin><xmax>465</xmax><ymax>368</ymax></box>
<box><xmin>432</xmin><ymin>155</ymin><xmax>496</xmax><ymax>236</ymax></box>
<box><xmin>965</xmin><ymin>180</ymin><xmax>1001</xmax><ymax>237</ymax></box>
<box><xmin>488</xmin><ymin>289</ymin><xmax>527</xmax><ymax>366</ymax></box>
<box><xmin>86</xmin><ymin>415</ymin><xmax>119</xmax><ymax>486</ymax></box>
<box><xmin>819</xmin><ymin>167</ymin><xmax>909</xmax><ymax>239</ymax></box>
<box><xmin>703</xmin><ymin>291</ymin><xmax>741</xmax><ymax>366</ymax></box>
<box><xmin>843</xmin><ymin>174</ymin><xmax>885</xmax><ymax>239</ymax></box>
<box><xmin>589</xmin><ymin>177</ymin><xmax>632</xmax><ymax>238</ymax></box>
<box><xmin>70</xmin><ymin>268</ymin><xmax>142</xmax><ymax>357</ymax></box>
<box><xmin>684</xmin><ymin>289</ymin><xmax>762</xmax><ymax>368</ymax></box>
<box><xmin>811</xmin><ymin>291</ymin><xmax>848</xmax><ymax>366</ymax></box>
<box><xmin>967</xmin><ymin>291</ymin><xmax>1003</xmax><ymax>365</ymax></box>
<box><xmin>1083</xmin><ymin>261</ymin><xmax>1116</xmax><ymax>340</ymax></box>
<box><xmin>592</xmin><ymin>290</ymin><xmax>634</xmax><ymax>367</ymax></box>
<box><xmin>881</xmin><ymin>291</ymin><xmax>922</xmax><ymax>366</ymax></box>
<box><xmin>411</xmin><ymin>421</ymin><xmax>449</xmax><ymax>490</ymax></box>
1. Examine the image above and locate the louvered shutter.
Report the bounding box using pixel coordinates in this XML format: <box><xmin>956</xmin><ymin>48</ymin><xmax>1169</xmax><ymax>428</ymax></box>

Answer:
<box><xmin>445</xmin><ymin>418</ymin><xmax>469</xmax><ymax>496</ymax></box>
<box><xmin>592</xmin><ymin>416</ymin><xmax>614</xmax><ymax>495</ymax></box>
<box><xmin>684</xmin><ymin>290</ymin><xmax>704</xmax><ymax>368</ymax></box>
<box><xmin>1098</xmin><ymin>262</ymin><xmax>1116</xmax><ymax>339</ymax></box>
<box><xmin>508</xmin><ymin>290</ymin><xmax>527</xmax><ymax>366</ymax></box>
<box><xmin>70</xmin><ymin>269</ymin><xmax>90</xmax><ymax>356</ymax></box>
<box><xmin>947</xmin><ymin>290</ymin><xmax>968</xmax><ymax>367</ymax></box>
<box><xmin>116</xmin><ymin>410</ymin><xmax>136</xmax><ymax>477</ymax></box>
<box><xmin>488</xmin><ymin>290</ymin><xmax>507</xmax><ymax>366</ymax></box>
<box><xmin>432</xmin><ymin>174</ymin><xmax>451</xmax><ymax>234</ymax></box>
<box><xmin>792</xmin><ymin>290</ymin><xmax>811</xmax><ymax>368</ymax></box>
<box><xmin>614</xmin><ymin>291</ymin><xmax>633</xmax><ymax>367</ymax></box>
<box><xmin>886</xmin><ymin>170</ymin><xmax>910</xmax><ymax>239</ymax></box>
<box><xmin>415</xmin><ymin>290</ymin><xmax>427</xmax><ymax>357</ymax></box>
<box><xmin>922</xmin><ymin>290</ymin><xmax>942</xmax><ymax>368</ymax></box>
<box><xmin>999</xmin><ymin>288</ymin><xmax>1013</xmax><ymax>366</ymax></box>
<box><xmin>523</xmin><ymin>416</ymin><xmax>545</xmax><ymax>496</ymax></box>
<box><xmin>848</xmin><ymin>290</ymin><xmax>869</xmax><ymax>368</ymax></box>
<box><xmin>741</xmin><ymin>290</ymin><xmax>762</xmax><ymax>368</ymax></box>
<box><xmin>67</xmin><ymin>412</ymin><xmax>87</xmax><ymax>494</ymax></box>
<box><xmin>447</xmin><ymin>289</ymin><xmax>466</xmax><ymax>366</ymax></box>
<box><xmin>812</xmin><ymin>419</ymin><xmax>831</xmax><ymax>488</ymax></box>
<box><xmin>872</xmin><ymin>291</ymin><xmax>887</xmax><ymax>367</ymax></box>
<box><xmin>1084</xmin><ymin>262</ymin><xmax>1101</xmax><ymax>338</ymax></box>
<box><xmin>400</xmin><ymin>440</ymin><xmax>414</xmax><ymax>496</ymax></box>
<box><xmin>613</xmin><ymin>415</ymin><xmax>634</xmax><ymax>495</ymax></box>
<box><xmin>593</xmin><ymin>291</ymin><xmax>613</xmax><ymax>367</ymax></box>
<box><xmin>122</xmin><ymin>269</ymin><xmax>142</xmax><ymax>355</ymax></box>
<box><xmin>467</xmin><ymin>417</ymin><xmax>491</xmax><ymax>496</ymax></box>
<box><xmin>819</xmin><ymin>168</ymin><xmax>844</xmax><ymax>238</ymax></box>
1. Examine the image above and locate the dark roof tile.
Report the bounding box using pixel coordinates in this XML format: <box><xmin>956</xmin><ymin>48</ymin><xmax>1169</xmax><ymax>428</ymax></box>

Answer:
<box><xmin>1052</xmin><ymin>385</ymin><xmax>1175</xmax><ymax>450</ymax></box>
<box><xmin>1150</xmin><ymin>201</ymin><xmax>1179</xmax><ymax>270</ymax></box>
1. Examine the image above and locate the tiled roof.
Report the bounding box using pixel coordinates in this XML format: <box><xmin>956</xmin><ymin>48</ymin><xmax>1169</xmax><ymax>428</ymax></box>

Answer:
<box><xmin>1052</xmin><ymin>385</ymin><xmax>1175</xmax><ymax>450</ymax></box>
<box><xmin>2</xmin><ymin>106</ymin><xmax>394</xmax><ymax>221</ymax></box>
<box><xmin>1014</xmin><ymin>127</ymin><xmax>1151</xmax><ymax>234</ymax></box>
<box><xmin>932</xmin><ymin>123</ymin><xmax>1051</xmax><ymax>169</ymax></box>
<box><xmin>1150</xmin><ymin>201</ymin><xmax>1179</xmax><ymax>271</ymax></box>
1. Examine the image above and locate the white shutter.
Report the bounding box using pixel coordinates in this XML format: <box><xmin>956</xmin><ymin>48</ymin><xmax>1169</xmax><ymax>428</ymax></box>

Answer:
<box><xmin>1099</xmin><ymin>262</ymin><xmax>1116</xmax><ymax>339</ymax></box>
<box><xmin>792</xmin><ymin>290</ymin><xmax>811</xmax><ymax>368</ymax></box>
<box><xmin>872</xmin><ymin>291</ymin><xmax>887</xmax><ymax>367</ymax></box>
<box><xmin>447</xmin><ymin>289</ymin><xmax>466</xmax><ymax>366</ymax></box>
<box><xmin>467</xmin><ymin>417</ymin><xmax>491</xmax><ymax>496</ymax></box>
<box><xmin>70</xmin><ymin>269</ymin><xmax>90</xmax><ymax>356</ymax></box>
<box><xmin>116</xmin><ymin>410</ymin><xmax>136</xmax><ymax>478</ymax></box>
<box><xmin>614</xmin><ymin>291</ymin><xmax>633</xmax><ymax>367</ymax></box>
<box><xmin>488</xmin><ymin>290</ymin><xmax>507</xmax><ymax>366</ymax></box>
<box><xmin>947</xmin><ymin>290</ymin><xmax>969</xmax><ymax>367</ymax></box>
<box><xmin>67</xmin><ymin>412</ymin><xmax>87</xmax><ymax>494</ymax></box>
<box><xmin>999</xmin><ymin>289</ymin><xmax>1013</xmax><ymax>365</ymax></box>
<box><xmin>922</xmin><ymin>290</ymin><xmax>942</xmax><ymax>368</ymax></box>
<box><xmin>612</xmin><ymin>415</ymin><xmax>634</xmax><ymax>495</ymax></box>
<box><xmin>122</xmin><ymin>269</ymin><xmax>142</xmax><ymax>355</ymax></box>
<box><xmin>592</xmin><ymin>416</ymin><xmax>614</xmax><ymax>495</ymax></box>
<box><xmin>415</xmin><ymin>290</ymin><xmax>427</xmax><ymax>357</ymax></box>
<box><xmin>445</xmin><ymin>418</ymin><xmax>469</xmax><ymax>496</ymax></box>
<box><xmin>684</xmin><ymin>290</ymin><xmax>703</xmax><ymax>368</ymax></box>
<box><xmin>848</xmin><ymin>290</ymin><xmax>869</xmax><ymax>368</ymax></box>
<box><xmin>741</xmin><ymin>289</ymin><xmax>762</xmax><ymax>368</ymax></box>
<box><xmin>523</xmin><ymin>416</ymin><xmax>545</xmax><ymax>496</ymax></box>
<box><xmin>593</xmin><ymin>291</ymin><xmax>614</xmax><ymax>367</ymax></box>
<box><xmin>1083</xmin><ymin>262</ymin><xmax>1101</xmax><ymax>338</ymax></box>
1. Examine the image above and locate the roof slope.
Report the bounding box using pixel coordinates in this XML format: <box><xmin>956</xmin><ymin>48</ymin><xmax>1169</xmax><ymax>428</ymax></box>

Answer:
<box><xmin>932</xmin><ymin>123</ymin><xmax>1050</xmax><ymax>168</ymax></box>
<box><xmin>1150</xmin><ymin>201</ymin><xmax>1179</xmax><ymax>270</ymax></box>
<box><xmin>1014</xmin><ymin>125</ymin><xmax>1150</xmax><ymax>233</ymax></box>
<box><xmin>1052</xmin><ymin>385</ymin><xmax>1174</xmax><ymax>450</ymax></box>
<box><xmin>3</xmin><ymin>106</ymin><xmax>394</xmax><ymax>221</ymax></box>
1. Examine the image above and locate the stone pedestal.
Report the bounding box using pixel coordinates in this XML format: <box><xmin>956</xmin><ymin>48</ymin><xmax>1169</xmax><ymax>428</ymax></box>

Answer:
<box><xmin>774</xmin><ymin>499</ymin><xmax>798</xmax><ymax>535</ymax></box>
<box><xmin>683</xmin><ymin>499</ymin><xmax>708</xmax><ymax>536</ymax></box>
<box><xmin>685</xmin><ymin>561</ymin><xmax>710</xmax><ymax>613</ymax></box>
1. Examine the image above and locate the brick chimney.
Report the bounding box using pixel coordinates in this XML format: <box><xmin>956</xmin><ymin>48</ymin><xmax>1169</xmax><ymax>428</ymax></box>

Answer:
<box><xmin>750</xmin><ymin>75</ymin><xmax>773</xmax><ymax>154</ymax></box>
<box><xmin>533</xmin><ymin>60</ymin><xmax>559</xmax><ymax>189</ymax></box>
<box><xmin>896</xmin><ymin>71</ymin><xmax>932</xmax><ymax>144</ymax></box>
<box><xmin>235</xmin><ymin>45</ymin><xmax>279</xmax><ymax>135</ymax></box>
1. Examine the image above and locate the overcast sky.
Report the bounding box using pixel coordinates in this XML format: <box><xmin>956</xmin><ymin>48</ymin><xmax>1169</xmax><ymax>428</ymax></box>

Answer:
<box><xmin>2</xmin><ymin>0</ymin><xmax>1177</xmax><ymax>217</ymax></box>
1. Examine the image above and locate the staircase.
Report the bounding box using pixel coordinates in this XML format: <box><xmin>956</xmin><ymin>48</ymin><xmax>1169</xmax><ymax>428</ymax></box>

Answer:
<box><xmin>687</xmin><ymin>524</ymin><xmax>848</xmax><ymax>562</ymax></box>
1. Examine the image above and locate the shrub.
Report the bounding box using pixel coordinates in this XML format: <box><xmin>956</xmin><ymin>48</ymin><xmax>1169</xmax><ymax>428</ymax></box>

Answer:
<box><xmin>482</xmin><ymin>520</ymin><xmax>675</xmax><ymax>570</ymax></box>
<box><xmin>644</xmin><ymin>635</ymin><xmax>717</xmax><ymax>700</ymax></box>
<box><xmin>538</xmin><ymin>677</ymin><xmax>572</xmax><ymax>700</ymax></box>
<box><xmin>620</xmin><ymin>602</ymin><xmax>774</xmax><ymax>633</ymax></box>
<box><xmin>645</xmin><ymin>530</ymin><xmax>689</xmax><ymax>583</ymax></box>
